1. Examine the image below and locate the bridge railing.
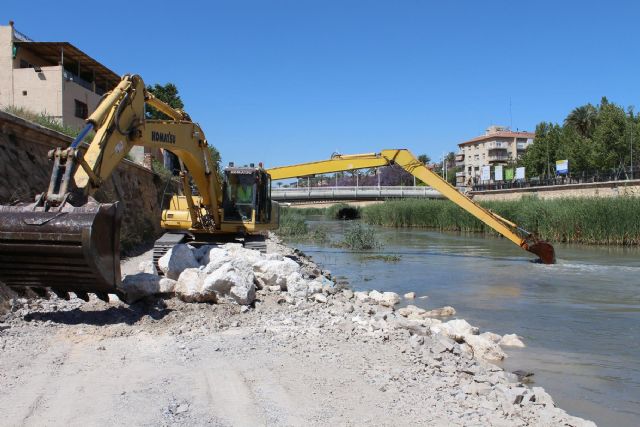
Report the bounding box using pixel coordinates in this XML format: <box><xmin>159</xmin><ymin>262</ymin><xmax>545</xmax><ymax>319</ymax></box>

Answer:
<box><xmin>271</xmin><ymin>186</ymin><xmax>444</xmax><ymax>200</ymax></box>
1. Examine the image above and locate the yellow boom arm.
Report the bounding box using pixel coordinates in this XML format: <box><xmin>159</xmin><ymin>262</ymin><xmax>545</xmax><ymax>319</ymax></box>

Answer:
<box><xmin>267</xmin><ymin>149</ymin><xmax>555</xmax><ymax>264</ymax></box>
<box><xmin>74</xmin><ymin>74</ymin><xmax>222</xmax><ymax>229</ymax></box>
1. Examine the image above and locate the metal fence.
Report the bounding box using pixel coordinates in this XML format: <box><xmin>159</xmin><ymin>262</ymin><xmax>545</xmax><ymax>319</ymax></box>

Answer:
<box><xmin>472</xmin><ymin>168</ymin><xmax>640</xmax><ymax>191</ymax></box>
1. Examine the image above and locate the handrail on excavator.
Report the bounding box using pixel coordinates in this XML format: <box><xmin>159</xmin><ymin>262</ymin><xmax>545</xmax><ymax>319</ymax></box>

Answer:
<box><xmin>267</xmin><ymin>149</ymin><xmax>556</xmax><ymax>264</ymax></box>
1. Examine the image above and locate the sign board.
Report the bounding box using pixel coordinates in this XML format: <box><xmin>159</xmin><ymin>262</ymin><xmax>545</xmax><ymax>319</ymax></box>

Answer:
<box><xmin>494</xmin><ymin>165</ymin><xmax>503</xmax><ymax>181</ymax></box>
<box><xmin>556</xmin><ymin>159</ymin><xmax>569</xmax><ymax>175</ymax></box>
<box><xmin>481</xmin><ymin>165</ymin><xmax>491</xmax><ymax>181</ymax></box>
<box><xmin>515</xmin><ymin>167</ymin><xmax>525</xmax><ymax>180</ymax></box>
<box><xmin>505</xmin><ymin>168</ymin><xmax>514</xmax><ymax>180</ymax></box>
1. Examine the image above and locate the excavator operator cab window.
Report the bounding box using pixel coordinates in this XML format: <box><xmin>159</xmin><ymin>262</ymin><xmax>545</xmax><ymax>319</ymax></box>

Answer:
<box><xmin>223</xmin><ymin>169</ymin><xmax>256</xmax><ymax>222</ymax></box>
<box><xmin>223</xmin><ymin>168</ymin><xmax>272</xmax><ymax>223</ymax></box>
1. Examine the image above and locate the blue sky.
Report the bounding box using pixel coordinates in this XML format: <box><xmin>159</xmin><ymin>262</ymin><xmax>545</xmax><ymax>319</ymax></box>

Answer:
<box><xmin>4</xmin><ymin>1</ymin><xmax>639</xmax><ymax>167</ymax></box>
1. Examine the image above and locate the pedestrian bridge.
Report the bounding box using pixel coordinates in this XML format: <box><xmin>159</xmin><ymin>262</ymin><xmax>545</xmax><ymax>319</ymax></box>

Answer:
<box><xmin>271</xmin><ymin>186</ymin><xmax>444</xmax><ymax>202</ymax></box>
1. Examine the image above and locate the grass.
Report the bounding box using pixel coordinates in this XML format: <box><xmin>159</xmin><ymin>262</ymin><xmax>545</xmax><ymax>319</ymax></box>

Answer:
<box><xmin>361</xmin><ymin>254</ymin><xmax>401</xmax><ymax>262</ymax></box>
<box><xmin>3</xmin><ymin>105</ymin><xmax>94</xmax><ymax>142</ymax></box>
<box><xmin>277</xmin><ymin>208</ymin><xmax>329</xmax><ymax>243</ymax></box>
<box><xmin>362</xmin><ymin>197</ymin><xmax>640</xmax><ymax>245</ymax></box>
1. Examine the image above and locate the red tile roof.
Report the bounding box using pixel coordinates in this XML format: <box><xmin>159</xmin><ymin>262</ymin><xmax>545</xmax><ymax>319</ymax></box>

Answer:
<box><xmin>458</xmin><ymin>131</ymin><xmax>534</xmax><ymax>147</ymax></box>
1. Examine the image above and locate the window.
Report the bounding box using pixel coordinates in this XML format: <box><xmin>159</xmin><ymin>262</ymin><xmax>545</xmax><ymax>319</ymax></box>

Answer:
<box><xmin>22</xmin><ymin>90</ymin><xmax>27</xmax><ymax>96</ymax></box>
<box><xmin>74</xmin><ymin>100</ymin><xmax>88</xmax><ymax>119</ymax></box>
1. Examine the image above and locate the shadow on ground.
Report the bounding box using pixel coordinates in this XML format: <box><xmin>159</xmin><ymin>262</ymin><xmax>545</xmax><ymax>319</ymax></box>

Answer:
<box><xmin>23</xmin><ymin>300</ymin><xmax>172</xmax><ymax>326</ymax></box>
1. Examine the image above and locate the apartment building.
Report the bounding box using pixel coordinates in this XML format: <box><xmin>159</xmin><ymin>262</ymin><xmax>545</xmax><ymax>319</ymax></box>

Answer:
<box><xmin>0</xmin><ymin>21</ymin><xmax>121</xmax><ymax>130</ymax></box>
<box><xmin>455</xmin><ymin>125</ymin><xmax>533</xmax><ymax>186</ymax></box>
<box><xmin>0</xmin><ymin>21</ymin><xmax>157</xmax><ymax>165</ymax></box>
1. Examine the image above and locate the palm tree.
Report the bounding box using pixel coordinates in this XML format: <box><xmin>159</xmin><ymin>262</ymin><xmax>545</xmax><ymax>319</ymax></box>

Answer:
<box><xmin>564</xmin><ymin>104</ymin><xmax>597</xmax><ymax>137</ymax></box>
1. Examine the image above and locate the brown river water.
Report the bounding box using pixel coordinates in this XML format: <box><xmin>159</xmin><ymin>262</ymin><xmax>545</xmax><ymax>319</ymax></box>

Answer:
<box><xmin>292</xmin><ymin>219</ymin><xmax>640</xmax><ymax>427</ymax></box>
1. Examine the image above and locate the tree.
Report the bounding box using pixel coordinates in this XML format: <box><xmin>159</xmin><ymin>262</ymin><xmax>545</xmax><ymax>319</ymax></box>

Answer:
<box><xmin>146</xmin><ymin>83</ymin><xmax>184</xmax><ymax>120</ymax></box>
<box><xmin>564</xmin><ymin>104</ymin><xmax>597</xmax><ymax>138</ymax></box>
<box><xmin>417</xmin><ymin>154</ymin><xmax>430</xmax><ymax>164</ymax></box>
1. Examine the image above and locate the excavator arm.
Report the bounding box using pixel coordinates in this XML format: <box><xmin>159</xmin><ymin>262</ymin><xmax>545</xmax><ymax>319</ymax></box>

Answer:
<box><xmin>0</xmin><ymin>74</ymin><xmax>223</xmax><ymax>300</ymax></box>
<box><xmin>267</xmin><ymin>149</ymin><xmax>555</xmax><ymax>264</ymax></box>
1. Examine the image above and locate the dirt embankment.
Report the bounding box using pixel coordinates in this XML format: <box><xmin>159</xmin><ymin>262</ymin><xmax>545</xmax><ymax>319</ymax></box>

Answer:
<box><xmin>0</xmin><ymin>236</ymin><xmax>594</xmax><ymax>426</ymax></box>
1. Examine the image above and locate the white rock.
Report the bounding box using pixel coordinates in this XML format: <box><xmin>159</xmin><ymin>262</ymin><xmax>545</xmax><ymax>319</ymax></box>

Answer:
<box><xmin>500</xmin><ymin>333</ymin><xmax>525</xmax><ymax>348</ymax></box>
<box><xmin>307</xmin><ymin>280</ymin><xmax>323</xmax><ymax>295</ymax></box>
<box><xmin>531</xmin><ymin>386</ymin><xmax>554</xmax><ymax>406</ymax></box>
<box><xmin>342</xmin><ymin>289</ymin><xmax>354</xmax><ymax>299</ymax></box>
<box><xmin>174</xmin><ymin>268</ymin><xmax>212</xmax><ymax>302</ymax></box>
<box><xmin>313</xmin><ymin>293</ymin><xmax>327</xmax><ymax>303</ymax></box>
<box><xmin>398</xmin><ymin>304</ymin><xmax>427</xmax><ymax>317</ymax></box>
<box><xmin>202</xmin><ymin>247</ymin><xmax>230</xmax><ymax>272</ymax></box>
<box><xmin>464</xmin><ymin>334</ymin><xmax>507</xmax><ymax>361</ymax></box>
<box><xmin>353</xmin><ymin>291</ymin><xmax>370</xmax><ymax>303</ymax></box>
<box><xmin>158</xmin><ymin>244</ymin><xmax>199</xmax><ymax>279</ymax></box>
<box><xmin>368</xmin><ymin>290</ymin><xmax>384</xmax><ymax>303</ymax></box>
<box><xmin>480</xmin><ymin>331</ymin><xmax>502</xmax><ymax>343</ymax></box>
<box><xmin>223</xmin><ymin>243</ymin><xmax>264</xmax><ymax>265</ymax></box>
<box><xmin>253</xmin><ymin>258</ymin><xmax>300</xmax><ymax>290</ymax></box>
<box><xmin>120</xmin><ymin>273</ymin><xmax>161</xmax><ymax>301</ymax></box>
<box><xmin>158</xmin><ymin>278</ymin><xmax>177</xmax><ymax>293</ymax></box>
<box><xmin>137</xmin><ymin>260</ymin><xmax>157</xmax><ymax>275</ymax></box>
<box><xmin>286</xmin><ymin>272</ymin><xmax>310</xmax><ymax>299</ymax></box>
<box><xmin>203</xmin><ymin>260</ymin><xmax>256</xmax><ymax>305</ymax></box>
<box><xmin>265</xmin><ymin>253</ymin><xmax>284</xmax><ymax>261</ymax></box>
<box><xmin>403</xmin><ymin>291</ymin><xmax>416</xmax><ymax>299</ymax></box>
<box><xmin>431</xmin><ymin>319</ymin><xmax>478</xmax><ymax>340</ymax></box>
<box><xmin>462</xmin><ymin>382</ymin><xmax>492</xmax><ymax>396</ymax></box>
<box><xmin>379</xmin><ymin>292</ymin><xmax>400</xmax><ymax>307</ymax></box>
<box><xmin>423</xmin><ymin>306</ymin><xmax>456</xmax><ymax>317</ymax></box>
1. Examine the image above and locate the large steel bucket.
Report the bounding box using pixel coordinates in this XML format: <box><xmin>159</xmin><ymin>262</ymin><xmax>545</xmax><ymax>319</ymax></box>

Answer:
<box><xmin>0</xmin><ymin>202</ymin><xmax>122</xmax><ymax>300</ymax></box>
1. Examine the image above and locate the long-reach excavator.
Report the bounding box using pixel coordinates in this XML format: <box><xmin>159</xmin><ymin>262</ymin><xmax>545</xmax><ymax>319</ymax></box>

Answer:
<box><xmin>0</xmin><ymin>74</ymin><xmax>554</xmax><ymax>302</ymax></box>
<box><xmin>266</xmin><ymin>151</ymin><xmax>555</xmax><ymax>266</ymax></box>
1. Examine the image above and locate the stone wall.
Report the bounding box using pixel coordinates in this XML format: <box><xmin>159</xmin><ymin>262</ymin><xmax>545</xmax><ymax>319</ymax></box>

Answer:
<box><xmin>471</xmin><ymin>180</ymin><xmax>640</xmax><ymax>202</ymax></box>
<box><xmin>0</xmin><ymin>110</ymin><xmax>168</xmax><ymax>252</ymax></box>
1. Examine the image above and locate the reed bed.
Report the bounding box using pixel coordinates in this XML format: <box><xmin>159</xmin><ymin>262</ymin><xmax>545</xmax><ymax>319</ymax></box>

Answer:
<box><xmin>362</xmin><ymin>197</ymin><xmax>640</xmax><ymax>245</ymax></box>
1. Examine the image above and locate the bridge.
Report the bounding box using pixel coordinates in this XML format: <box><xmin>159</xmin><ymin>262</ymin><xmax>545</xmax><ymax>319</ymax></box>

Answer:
<box><xmin>270</xmin><ymin>186</ymin><xmax>444</xmax><ymax>202</ymax></box>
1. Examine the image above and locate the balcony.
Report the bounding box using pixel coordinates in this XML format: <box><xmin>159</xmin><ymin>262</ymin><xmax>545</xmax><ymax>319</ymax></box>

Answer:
<box><xmin>487</xmin><ymin>141</ymin><xmax>509</xmax><ymax>149</ymax></box>
<box><xmin>488</xmin><ymin>153</ymin><xmax>511</xmax><ymax>162</ymax></box>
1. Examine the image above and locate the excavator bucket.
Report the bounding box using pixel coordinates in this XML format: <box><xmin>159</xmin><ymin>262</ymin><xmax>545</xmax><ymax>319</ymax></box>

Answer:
<box><xmin>0</xmin><ymin>202</ymin><xmax>122</xmax><ymax>301</ymax></box>
<box><xmin>526</xmin><ymin>241</ymin><xmax>556</xmax><ymax>265</ymax></box>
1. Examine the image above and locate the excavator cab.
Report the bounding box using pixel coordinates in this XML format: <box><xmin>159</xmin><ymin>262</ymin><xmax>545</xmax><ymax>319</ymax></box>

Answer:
<box><xmin>222</xmin><ymin>166</ymin><xmax>272</xmax><ymax>224</ymax></box>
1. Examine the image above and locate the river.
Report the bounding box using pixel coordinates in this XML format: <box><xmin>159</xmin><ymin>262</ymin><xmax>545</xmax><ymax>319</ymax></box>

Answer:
<box><xmin>291</xmin><ymin>218</ymin><xmax>640</xmax><ymax>427</ymax></box>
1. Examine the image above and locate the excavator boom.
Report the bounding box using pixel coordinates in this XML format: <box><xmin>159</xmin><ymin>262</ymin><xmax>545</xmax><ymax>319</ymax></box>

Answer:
<box><xmin>267</xmin><ymin>149</ymin><xmax>555</xmax><ymax>264</ymax></box>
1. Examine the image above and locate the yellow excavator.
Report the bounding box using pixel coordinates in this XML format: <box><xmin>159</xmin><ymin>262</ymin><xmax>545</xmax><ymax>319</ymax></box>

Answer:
<box><xmin>0</xmin><ymin>74</ymin><xmax>554</xmax><ymax>301</ymax></box>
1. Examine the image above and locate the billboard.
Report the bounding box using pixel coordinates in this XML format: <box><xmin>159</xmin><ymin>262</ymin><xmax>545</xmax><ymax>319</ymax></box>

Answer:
<box><xmin>515</xmin><ymin>167</ymin><xmax>525</xmax><ymax>180</ymax></box>
<box><xmin>481</xmin><ymin>165</ymin><xmax>491</xmax><ymax>181</ymax></box>
<box><xmin>556</xmin><ymin>159</ymin><xmax>569</xmax><ymax>175</ymax></box>
<box><xmin>494</xmin><ymin>165</ymin><xmax>503</xmax><ymax>181</ymax></box>
<box><xmin>505</xmin><ymin>168</ymin><xmax>514</xmax><ymax>180</ymax></box>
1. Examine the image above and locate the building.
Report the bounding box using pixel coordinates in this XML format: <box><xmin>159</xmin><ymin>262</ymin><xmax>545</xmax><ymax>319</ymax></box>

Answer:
<box><xmin>0</xmin><ymin>21</ymin><xmax>152</xmax><ymax>165</ymax></box>
<box><xmin>0</xmin><ymin>21</ymin><xmax>121</xmax><ymax>130</ymax></box>
<box><xmin>455</xmin><ymin>125</ymin><xmax>534</xmax><ymax>186</ymax></box>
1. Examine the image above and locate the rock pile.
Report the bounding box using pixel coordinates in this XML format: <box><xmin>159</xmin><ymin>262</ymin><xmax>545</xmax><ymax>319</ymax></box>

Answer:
<box><xmin>121</xmin><ymin>242</ymin><xmax>333</xmax><ymax>306</ymax></box>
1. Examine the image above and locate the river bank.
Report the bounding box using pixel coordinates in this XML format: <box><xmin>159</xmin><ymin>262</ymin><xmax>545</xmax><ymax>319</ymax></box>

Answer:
<box><xmin>288</xmin><ymin>197</ymin><xmax>640</xmax><ymax>245</ymax></box>
<box><xmin>0</xmin><ymin>234</ymin><xmax>595</xmax><ymax>426</ymax></box>
<box><xmin>290</xmin><ymin>219</ymin><xmax>640</xmax><ymax>426</ymax></box>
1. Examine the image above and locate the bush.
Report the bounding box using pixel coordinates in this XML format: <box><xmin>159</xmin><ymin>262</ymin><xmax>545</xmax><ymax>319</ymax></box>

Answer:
<box><xmin>342</xmin><ymin>222</ymin><xmax>381</xmax><ymax>250</ymax></box>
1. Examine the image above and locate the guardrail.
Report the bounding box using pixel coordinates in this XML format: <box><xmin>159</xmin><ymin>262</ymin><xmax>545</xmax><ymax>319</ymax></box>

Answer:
<box><xmin>271</xmin><ymin>186</ymin><xmax>444</xmax><ymax>201</ymax></box>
